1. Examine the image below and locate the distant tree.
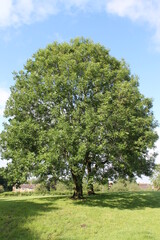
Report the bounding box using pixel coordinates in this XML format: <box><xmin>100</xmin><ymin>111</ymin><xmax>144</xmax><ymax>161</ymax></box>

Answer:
<box><xmin>0</xmin><ymin>38</ymin><xmax>158</xmax><ymax>198</ymax></box>
<box><xmin>109</xmin><ymin>178</ymin><xmax>140</xmax><ymax>192</ymax></box>
<box><xmin>151</xmin><ymin>164</ymin><xmax>160</xmax><ymax>190</ymax></box>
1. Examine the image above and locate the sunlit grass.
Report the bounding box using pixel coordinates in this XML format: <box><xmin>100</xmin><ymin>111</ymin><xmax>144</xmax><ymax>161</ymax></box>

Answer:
<box><xmin>0</xmin><ymin>191</ymin><xmax>160</xmax><ymax>240</ymax></box>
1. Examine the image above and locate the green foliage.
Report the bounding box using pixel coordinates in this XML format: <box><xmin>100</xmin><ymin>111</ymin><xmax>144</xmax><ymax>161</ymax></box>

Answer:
<box><xmin>34</xmin><ymin>181</ymin><xmax>73</xmax><ymax>195</ymax></box>
<box><xmin>0</xmin><ymin>37</ymin><xmax>158</xmax><ymax>198</ymax></box>
<box><xmin>55</xmin><ymin>182</ymin><xmax>71</xmax><ymax>191</ymax></box>
<box><xmin>0</xmin><ymin>168</ymin><xmax>12</xmax><ymax>191</ymax></box>
<box><xmin>0</xmin><ymin>185</ymin><xmax>4</xmax><ymax>193</ymax></box>
<box><xmin>35</xmin><ymin>183</ymin><xmax>49</xmax><ymax>195</ymax></box>
<box><xmin>50</xmin><ymin>181</ymin><xmax>73</xmax><ymax>195</ymax></box>
<box><xmin>151</xmin><ymin>164</ymin><xmax>160</xmax><ymax>190</ymax></box>
<box><xmin>83</xmin><ymin>179</ymin><xmax>108</xmax><ymax>193</ymax></box>
<box><xmin>110</xmin><ymin>179</ymin><xmax>140</xmax><ymax>192</ymax></box>
<box><xmin>93</xmin><ymin>182</ymin><xmax>108</xmax><ymax>193</ymax></box>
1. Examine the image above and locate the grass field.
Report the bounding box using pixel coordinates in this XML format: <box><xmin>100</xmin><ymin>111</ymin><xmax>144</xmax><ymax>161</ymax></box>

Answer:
<box><xmin>0</xmin><ymin>191</ymin><xmax>160</xmax><ymax>240</ymax></box>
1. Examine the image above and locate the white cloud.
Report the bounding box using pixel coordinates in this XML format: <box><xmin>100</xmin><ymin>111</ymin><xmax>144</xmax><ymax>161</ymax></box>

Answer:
<box><xmin>106</xmin><ymin>0</ymin><xmax>160</xmax><ymax>47</ymax></box>
<box><xmin>62</xmin><ymin>0</ymin><xmax>104</xmax><ymax>12</ymax></box>
<box><xmin>106</xmin><ymin>0</ymin><xmax>148</xmax><ymax>19</ymax></box>
<box><xmin>0</xmin><ymin>0</ymin><xmax>59</xmax><ymax>28</ymax></box>
<box><xmin>0</xmin><ymin>89</ymin><xmax>10</xmax><ymax>117</ymax></box>
<box><xmin>0</xmin><ymin>0</ymin><xmax>103</xmax><ymax>28</ymax></box>
<box><xmin>0</xmin><ymin>1</ymin><xmax>160</xmax><ymax>47</ymax></box>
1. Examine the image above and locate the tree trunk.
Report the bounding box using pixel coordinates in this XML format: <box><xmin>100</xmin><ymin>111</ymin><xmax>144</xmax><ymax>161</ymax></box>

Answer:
<box><xmin>71</xmin><ymin>171</ymin><xmax>83</xmax><ymax>199</ymax></box>
<box><xmin>87</xmin><ymin>160</ymin><xmax>95</xmax><ymax>195</ymax></box>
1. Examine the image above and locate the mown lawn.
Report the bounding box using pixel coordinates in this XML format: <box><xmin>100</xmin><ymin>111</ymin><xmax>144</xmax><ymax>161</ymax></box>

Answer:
<box><xmin>0</xmin><ymin>191</ymin><xmax>160</xmax><ymax>240</ymax></box>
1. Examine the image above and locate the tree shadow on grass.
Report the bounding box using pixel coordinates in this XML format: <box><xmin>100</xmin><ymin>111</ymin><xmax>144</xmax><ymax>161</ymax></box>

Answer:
<box><xmin>0</xmin><ymin>195</ymin><xmax>65</xmax><ymax>240</ymax></box>
<box><xmin>73</xmin><ymin>191</ymin><xmax>160</xmax><ymax>210</ymax></box>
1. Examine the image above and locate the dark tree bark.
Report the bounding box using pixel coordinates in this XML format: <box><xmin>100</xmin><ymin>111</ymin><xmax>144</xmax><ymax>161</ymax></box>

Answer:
<box><xmin>87</xmin><ymin>159</ymin><xmax>95</xmax><ymax>195</ymax></box>
<box><xmin>71</xmin><ymin>171</ymin><xmax>83</xmax><ymax>199</ymax></box>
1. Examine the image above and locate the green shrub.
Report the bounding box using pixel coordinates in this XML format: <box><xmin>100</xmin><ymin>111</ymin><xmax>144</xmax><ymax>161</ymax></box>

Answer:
<box><xmin>82</xmin><ymin>181</ymin><xmax>108</xmax><ymax>194</ymax></box>
<box><xmin>127</xmin><ymin>182</ymin><xmax>142</xmax><ymax>191</ymax></box>
<box><xmin>50</xmin><ymin>182</ymin><xmax>73</xmax><ymax>195</ymax></box>
<box><xmin>55</xmin><ymin>182</ymin><xmax>69</xmax><ymax>192</ymax></box>
<box><xmin>110</xmin><ymin>179</ymin><xmax>140</xmax><ymax>192</ymax></box>
<box><xmin>93</xmin><ymin>183</ymin><xmax>108</xmax><ymax>193</ymax></box>
<box><xmin>35</xmin><ymin>184</ymin><xmax>49</xmax><ymax>195</ymax></box>
<box><xmin>0</xmin><ymin>185</ymin><xmax>4</xmax><ymax>193</ymax></box>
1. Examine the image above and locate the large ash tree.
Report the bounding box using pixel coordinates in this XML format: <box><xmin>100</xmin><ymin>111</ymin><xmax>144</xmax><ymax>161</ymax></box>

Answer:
<box><xmin>0</xmin><ymin>38</ymin><xmax>158</xmax><ymax>198</ymax></box>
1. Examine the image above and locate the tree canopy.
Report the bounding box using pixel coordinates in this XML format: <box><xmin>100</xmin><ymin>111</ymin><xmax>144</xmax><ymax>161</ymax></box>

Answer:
<box><xmin>0</xmin><ymin>167</ymin><xmax>10</xmax><ymax>190</ymax></box>
<box><xmin>0</xmin><ymin>38</ymin><xmax>158</xmax><ymax>198</ymax></box>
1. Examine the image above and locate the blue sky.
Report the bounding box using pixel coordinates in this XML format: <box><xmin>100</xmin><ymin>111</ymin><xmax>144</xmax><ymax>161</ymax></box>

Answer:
<box><xmin>0</xmin><ymin>0</ymin><xmax>160</xmax><ymax>182</ymax></box>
